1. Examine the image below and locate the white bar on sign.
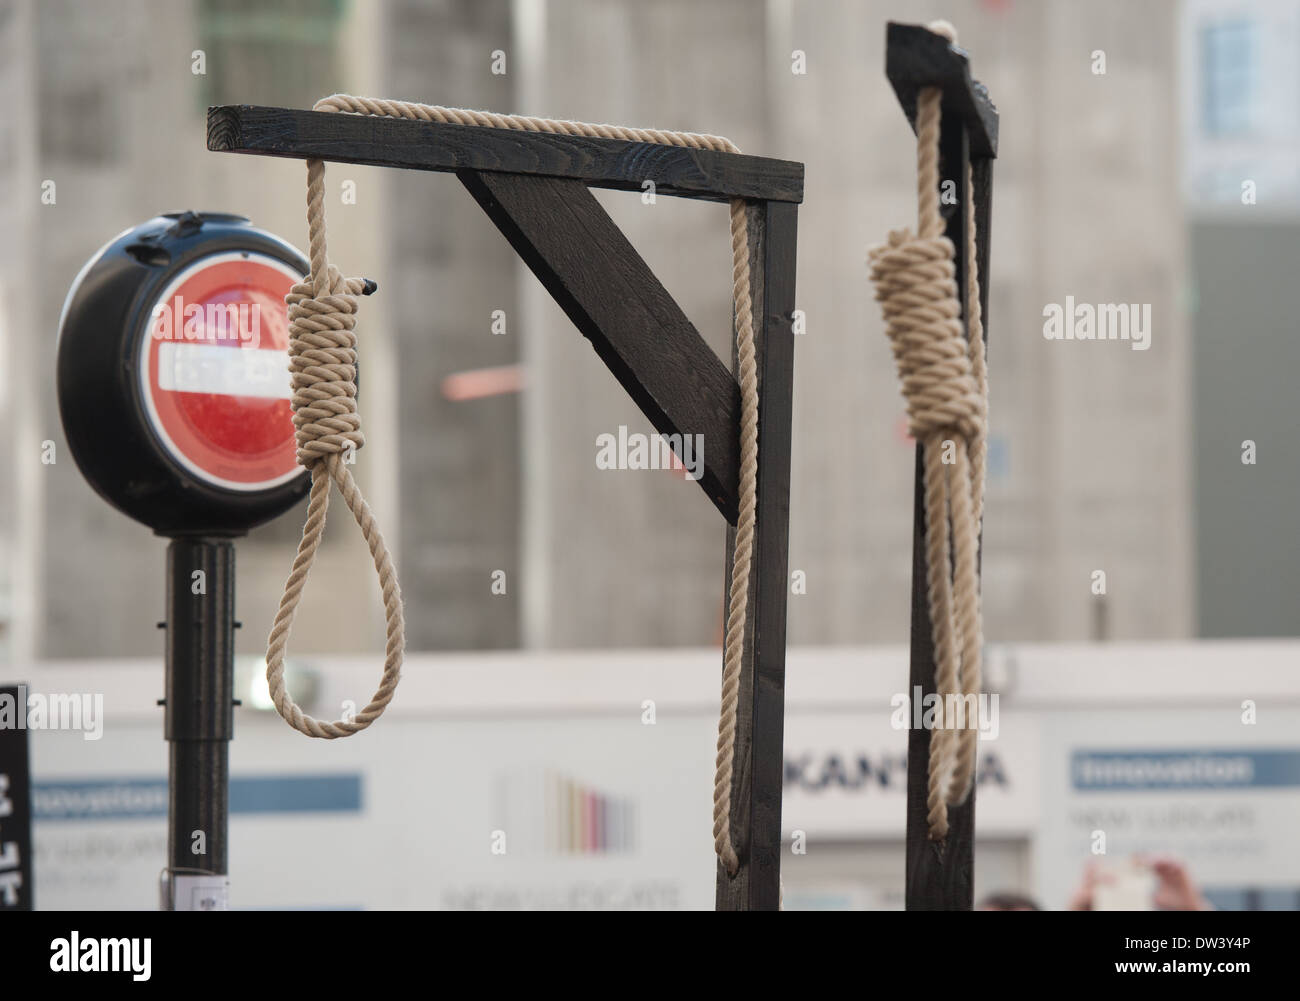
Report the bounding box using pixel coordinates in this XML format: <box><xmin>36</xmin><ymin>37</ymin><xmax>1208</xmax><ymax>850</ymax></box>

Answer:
<box><xmin>156</xmin><ymin>342</ymin><xmax>291</xmax><ymax>399</ymax></box>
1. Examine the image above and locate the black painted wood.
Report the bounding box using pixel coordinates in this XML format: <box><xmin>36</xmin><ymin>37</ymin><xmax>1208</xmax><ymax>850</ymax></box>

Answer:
<box><xmin>716</xmin><ymin>201</ymin><xmax>797</xmax><ymax>911</ymax></box>
<box><xmin>888</xmin><ymin>20</ymin><xmax>998</xmax><ymax>912</ymax></box>
<box><xmin>716</xmin><ymin>204</ymin><xmax>764</xmax><ymax>910</ymax></box>
<box><xmin>971</xmin><ymin>156</ymin><xmax>994</xmax><ymax>582</ymax></box>
<box><xmin>905</xmin><ymin>120</ymin><xmax>975</xmax><ymax>912</ymax></box>
<box><xmin>0</xmin><ymin>684</ymin><xmax>33</xmax><ymax>909</ymax></box>
<box><xmin>885</xmin><ymin>22</ymin><xmax>999</xmax><ymax>158</ymax></box>
<box><xmin>208</xmin><ymin>105</ymin><xmax>804</xmax><ymax>204</ymax></box>
<box><xmin>972</xmin><ymin>158</ymin><xmax>994</xmax><ymax>374</ymax></box>
<box><xmin>459</xmin><ymin>170</ymin><xmax>741</xmax><ymax>523</ymax></box>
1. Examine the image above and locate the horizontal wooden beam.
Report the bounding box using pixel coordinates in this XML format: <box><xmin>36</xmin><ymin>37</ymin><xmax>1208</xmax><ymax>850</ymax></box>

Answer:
<box><xmin>885</xmin><ymin>22</ymin><xmax>999</xmax><ymax>158</ymax></box>
<box><xmin>208</xmin><ymin>105</ymin><xmax>804</xmax><ymax>204</ymax></box>
<box><xmin>459</xmin><ymin>169</ymin><xmax>741</xmax><ymax>523</ymax></box>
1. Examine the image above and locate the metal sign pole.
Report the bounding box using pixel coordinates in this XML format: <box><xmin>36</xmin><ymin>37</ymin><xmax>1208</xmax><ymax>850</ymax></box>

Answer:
<box><xmin>161</xmin><ymin>539</ymin><xmax>236</xmax><ymax>911</ymax></box>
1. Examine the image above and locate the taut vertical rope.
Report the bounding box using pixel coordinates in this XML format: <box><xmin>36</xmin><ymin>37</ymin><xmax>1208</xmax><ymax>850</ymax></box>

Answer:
<box><xmin>867</xmin><ymin>21</ymin><xmax>988</xmax><ymax>841</ymax></box>
<box><xmin>276</xmin><ymin>96</ymin><xmax>759</xmax><ymax>875</ymax></box>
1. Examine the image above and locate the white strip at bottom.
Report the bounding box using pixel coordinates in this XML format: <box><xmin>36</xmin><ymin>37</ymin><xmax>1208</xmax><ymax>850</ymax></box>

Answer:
<box><xmin>171</xmin><ymin>873</ymin><xmax>230</xmax><ymax>911</ymax></box>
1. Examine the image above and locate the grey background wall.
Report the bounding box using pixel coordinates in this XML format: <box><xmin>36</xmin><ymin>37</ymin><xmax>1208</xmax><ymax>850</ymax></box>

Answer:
<box><xmin>3</xmin><ymin>0</ymin><xmax>1293</xmax><ymax>668</ymax></box>
<box><xmin>1190</xmin><ymin>220</ymin><xmax>1300</xmax><ymax>637</ymax></box>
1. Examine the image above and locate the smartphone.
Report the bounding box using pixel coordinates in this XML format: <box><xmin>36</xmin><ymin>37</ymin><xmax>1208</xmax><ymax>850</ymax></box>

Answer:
<box><xmin>1093</xmin><ymin>861</ymin><xmax>1155</xmax><ymax>911</ymax></box>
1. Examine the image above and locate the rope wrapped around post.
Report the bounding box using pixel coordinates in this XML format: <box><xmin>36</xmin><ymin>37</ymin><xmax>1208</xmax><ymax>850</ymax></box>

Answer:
<box><xmin>266</xmin><ymin>95</ymin><xmax>760</xmax><ymax>881</ymax></box>
<box><xmin>867</xmin><ymin>21</ymin><xmax>988</xmax><ymax>841</ymax></box>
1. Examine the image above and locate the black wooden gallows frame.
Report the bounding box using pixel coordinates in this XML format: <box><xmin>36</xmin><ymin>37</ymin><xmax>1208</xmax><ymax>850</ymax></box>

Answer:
<box><xmin>207</xmin><ymin>103</ymin><xmax>803</xmax><ymax>911</ymax></box>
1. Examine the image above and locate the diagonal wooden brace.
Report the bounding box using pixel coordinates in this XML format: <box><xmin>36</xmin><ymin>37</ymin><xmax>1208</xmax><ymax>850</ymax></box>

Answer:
<box><xmin>459</xmin><ymin>170</ymin><xmax>742</xmax><ymax>523</ymax></box>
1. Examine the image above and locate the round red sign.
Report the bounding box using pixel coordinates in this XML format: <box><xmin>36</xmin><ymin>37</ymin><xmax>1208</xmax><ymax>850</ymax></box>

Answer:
<box><xmin>139</xmin><ymin>251</ymin><xmax>303</xmax><ymax>492</ymax></box>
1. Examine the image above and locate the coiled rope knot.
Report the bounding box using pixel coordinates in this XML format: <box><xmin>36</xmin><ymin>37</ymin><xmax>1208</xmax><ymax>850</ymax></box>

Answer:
<box><xmin>285</xmin><ymin>265</ymin><xmax>372</xmax><ymax>470</ymax></box>
<box><xmin>867</xmin><ymin>229</ymin><xmax>985</xmax><ymax>446</ymax></box>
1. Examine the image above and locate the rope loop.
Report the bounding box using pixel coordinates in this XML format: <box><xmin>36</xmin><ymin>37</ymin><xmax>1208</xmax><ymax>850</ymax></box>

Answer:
<box><xmin>264</xmin><ymin>144</ymin><xmax>405</xmax><ymax>739</ymax></box>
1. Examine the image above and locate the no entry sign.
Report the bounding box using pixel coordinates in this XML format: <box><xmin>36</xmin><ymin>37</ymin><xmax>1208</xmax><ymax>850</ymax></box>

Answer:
<box><xmin>58</xmin><ymin>213</ymin><xmax>311</xmax><ymax>535</ymax></box>
<box><xmin>56</xmin><ymin>216</ymin><xmax>316</xmax><ymax>914</ymax></box>
<box><xmin>140</xmin><ymin>251</ymin><xmax>301</xmax><ymax>492</ymax></box>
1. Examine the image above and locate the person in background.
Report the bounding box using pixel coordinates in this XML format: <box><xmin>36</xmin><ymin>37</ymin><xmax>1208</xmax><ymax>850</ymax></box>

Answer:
<box><xmin>977</xmin><ymin>891</ymin><xmax>1041</xmax><ymax>911</ymax></box>
<box><xmin>978</xmin><ymin>855</ymin><xmax>1211</xmax><ymax>910</ymax></box>
<box><xmin>1067</xmin><ymin>855</ymin><xmax>1213</xmax><ymax>911</ymax></box>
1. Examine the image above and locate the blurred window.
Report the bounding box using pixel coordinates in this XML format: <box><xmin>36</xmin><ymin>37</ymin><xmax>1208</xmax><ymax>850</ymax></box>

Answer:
<box><xmin>197</xmin><ymin>0</ymin><xmax>348</xmax><ymax>110</ymax></box>
<box><xmin>36</xmin><ymin>1</ymin><xmax>125</xmax><ymax>164</ymax></box>
<box><xmin>1201</xmin><ymin>19</ymin><xmax>1255</xmax><ymax>136</ymax></box>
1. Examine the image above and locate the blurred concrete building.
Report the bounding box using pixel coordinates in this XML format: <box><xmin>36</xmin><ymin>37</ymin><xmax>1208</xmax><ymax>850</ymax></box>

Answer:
<box><xmin>0</xmin><ymin>0</ymin><xmax>397</xmax><ymax>665</ymax></box>
<box><xmin>1180</xmin><ymin>0</ymin><xmax>1300</xmax><ymax>637</ymax></box>
<box><xmin>481</xmin><ymin>0</ymin><xmax>1197</xmax><ymax>649</ymax></box>
<box><xmin>4</xmin><ymin>0</ymin><xmax>1249</xmax><ymax>668</ymax></box>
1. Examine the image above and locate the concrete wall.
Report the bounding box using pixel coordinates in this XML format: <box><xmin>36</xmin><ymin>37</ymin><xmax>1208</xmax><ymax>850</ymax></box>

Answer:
<box><xmin>383</xmin><ymin>0</ymin><xmax>522</xmax><ymax>649</ymax></box>
<box><xmin>2</xmin><ymin>0</ymin><xmax>1206</xmax><ymax>667</ymax></box>
<box><xmin>510</xmin><ymin>0</ymin><xmax>1194</xmax><ymax>647</ymax></box>
<box><xmin>7</xmin><ymin>0</ymin><xmax>394</xmax><ymax>661</ymax></box>
<box><xmin>1190</xmin><ymin>220</ymin><xmax>1300</xmax><ymax>637</ymax></box>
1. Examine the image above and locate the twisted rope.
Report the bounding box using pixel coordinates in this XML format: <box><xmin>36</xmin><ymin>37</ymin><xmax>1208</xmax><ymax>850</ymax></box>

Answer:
<box><xmin>264</xmin><ymin>165</ymin><xmax>404</xmax><ymax>737</ymax></box>
<box><xmin>867</xmin><ymin>21</ymin><xmax>988</xmax><ymax>841</ymax></box>
<box><xmin>279</xmin><ymin>96</ymin><xmax>758</xmax><ymax>875</ymax></box>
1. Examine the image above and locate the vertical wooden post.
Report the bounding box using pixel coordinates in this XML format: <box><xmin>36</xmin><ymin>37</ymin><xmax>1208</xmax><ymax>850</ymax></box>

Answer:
<box><xmin>717</xmin><ymin>200</ymin><xmax>798</xmax><ymax>911</ymax></box>
<box><xmin>971</xmin><ymin>157</ymin><xmax>995</xmax><ymax>361</ymax></box>
<box><xmin>884</xmin><ymin>18</ymin><xmax>998</xmax><ymax>914</ymax></box>
<box><xmin>905</xmin><ymin>118</ymin><xmax>976</xmax><ymax>911</ymax></box>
